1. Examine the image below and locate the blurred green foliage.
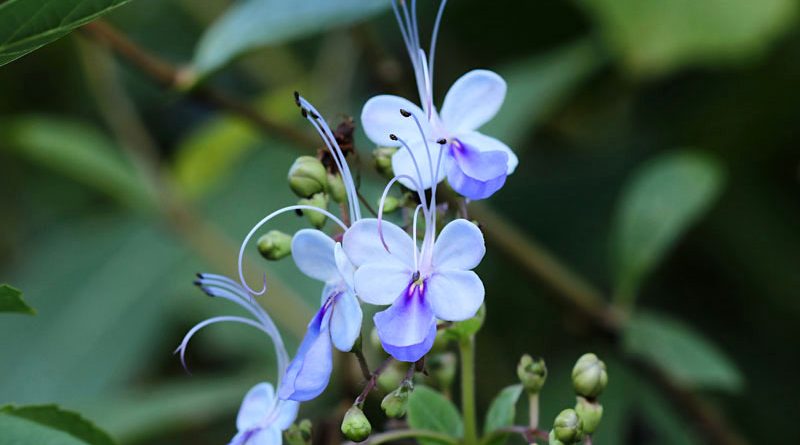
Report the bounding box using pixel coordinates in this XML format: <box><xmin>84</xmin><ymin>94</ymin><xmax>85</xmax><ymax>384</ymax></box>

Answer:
<box><xmin>0</xmin><ymin>0</ymin><xmax>798</xmax><ymax>444</ymax></box>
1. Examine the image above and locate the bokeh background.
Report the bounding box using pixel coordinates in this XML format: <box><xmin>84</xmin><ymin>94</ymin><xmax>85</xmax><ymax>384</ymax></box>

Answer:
<box><xmin>1</xmin><ymin>0</ymin><xmax>799</xmax><ymax>444</ymax></box>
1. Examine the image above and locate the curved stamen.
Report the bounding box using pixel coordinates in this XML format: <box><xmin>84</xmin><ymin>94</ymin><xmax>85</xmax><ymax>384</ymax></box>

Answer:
<box><xmin>238</xmin><ymin>205</ymin><xmax>348</xmax><ymax>295</ymax></box>
<box><xmin>428</xmin><ymin>0</ymin><xmax>449</xmax><ymax>84</ymax></box>
<box><xmin>411</xmin><ymin>203</ymin><xmax>424</xmax><ymax>271</ymax></box>
<box><xmin>377</xmin><ymin>173</ymin><xmax>425</xmax><ymax>253</ymax></box>
<box><xmin>176</xmin><ymin>315</ymin><xmax>269</xmax><ymax>374</ymax></box>
<box><xmin>390</xmin><ymin>133</ymin><xmax>430</xmax><ymax>215</ymax></box>
<box><xmin>404</xmin><ymin>111</ymin><xmax>436</xmax><ymax>191</ymax></box>
<box><xmin>391</xmin><ymin>0</ymin><xmax>418</xmax><ymax>66</ymax></box>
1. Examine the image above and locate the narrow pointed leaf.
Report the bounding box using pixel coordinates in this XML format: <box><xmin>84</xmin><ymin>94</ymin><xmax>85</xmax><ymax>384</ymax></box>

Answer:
<box><xmin>483</xmin><ymin>384</ymin><xmax>523</xmax><ymax>445</ymax></box>
<box><xmin>0</xmin><ymin>405</ymin><xmax>116</xmax><ymax>445</ymax></box>
<box><xmin>0</xmin><ymin>284</ymin><xmax>35</xmax><ymax>315</ymax></box>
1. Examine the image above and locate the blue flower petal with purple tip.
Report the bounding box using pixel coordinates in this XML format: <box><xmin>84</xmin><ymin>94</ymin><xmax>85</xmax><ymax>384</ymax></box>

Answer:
<box><xmin>374</xmin><ymin>282</ymin><xmax>438</xmax><ymax>362</ymax></box>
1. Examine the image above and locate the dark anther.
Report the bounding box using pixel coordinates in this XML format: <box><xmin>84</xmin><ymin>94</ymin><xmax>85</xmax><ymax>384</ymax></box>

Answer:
<box><xmin>437</xmin><ymin>138</ymin><xmax>447</xmax><ymax>145</ymax></box>
<box><xmin>412</xmin><ymin>270</ymin><xmax>420</xmax><ymax>282</ymax></box>
<box><xmin>300</xmin><ymin>108</ymin><xmax>308</xmax><ymax>118</ymax></box>
<box><xmin>293</xmin><ymin>91</ymin><xmax>300</xmax><ymax>105</ymax></box>
<box><xmin>389</xmin><ymin>133</ymin><xmax>399</xmax><ymax>141</ymax></box>
<box><xmin>295</xmin><ymin>209</ymin><xmax>304</xmax><ymax>217</ymax></box>
<box><xmin>309</xmin><ymin>110</ymin><xmax>320</xmax><ymax>119</ymax></box>
<box><xmin>192</xmin><ymin>279</ymin><xmax>202</xmax><ymax>287</ymax></box>
<box><xmin>399</xmin><ymin>109</ymin><xmax>412</xmax><ymax>117</ymax></box>
<box><xmin>195</xmin><ymin>272</ymin><xmax>204</xmax><ymax>279</ymax></box>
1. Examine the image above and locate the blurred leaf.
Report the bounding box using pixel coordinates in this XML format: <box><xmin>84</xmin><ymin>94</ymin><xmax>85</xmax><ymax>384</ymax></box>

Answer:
<box><xmin>612</xmin><ymin>151</ymin><xmax>724</xmax><ymax>306</ymax></box>
<box><xmin>482</xmin><ymin>384</ymin><xmax>523</xmax><ymax>445</ymax></box>
<box><xmin>0</xmin><ymin>0</ymin><xmax>131</xmax><ymax>67</ymax></box>
<box><xmin>0</xmin><ymin>414</ymin><xmax>87</xmax><ymax>445</ymax></box>
<box><xmin>0</xmin><ymin>283</ymin><xmax>35</xmax><ymax>315</ymax></box>
<box><xmin>578</xmin><ymin>0</ymin><xmax>798</xmax><ymax>76</ymax></box>
<box><xmin>0</xmin><ymin>116</ymin><xmax>155</xmax><ymax>209</ymax></box>
<box><xmin>407</xmin><ymin>385</ymin><xmax>463</xmax><ymax>445</ymax></box>
<box><xmin>193</xmin><ymin>0</ymin><xmax>389</xmax><ymax>77</ymax></box>
<box><xmin>624</xmin><ymin>311</ymin><xmax>744</xmax><ymax>392</ymax></box>
<box><xmin>484</xmin><ymin>38</ymin><xmax>605</xmax><ymax>148</ymax></box>
<box><xmin>0</xmin><ymin>405</ymin><xmax>115</xmax><ymax>445</ymax></box>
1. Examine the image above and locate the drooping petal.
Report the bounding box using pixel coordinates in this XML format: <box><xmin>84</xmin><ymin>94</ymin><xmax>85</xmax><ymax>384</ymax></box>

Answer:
<box><xmin>427</xmin><ymin>269</ymin><xmax>485</xmax><ymax>322</ymax></box>
<box><xmin>433</xmin><ymin>219</ymin><xmax>485</xmax><ymax>271</ymax></box>
<box><xmin>343</xmin><ymin>219</ymin><xmax>416</xmax><ymax>268</ymax></box>
<box><xmin>440</xmin><ymin>70</ymin><xmax>507</xmax><ymax>134</ymax></box>
<box><xmin>354</xmin><ymin>262</ymin><xmax>412</xmax><ymax>305</ymax></box>
<box><xmin>374</xmin><ymin>284</ymin><xmax>437</xmax><ymax>362</ymax></box>
<box><xmin>278</xmin><ymin>308</ymin><xmax>333</xmax><ymax>402</ymax></box>
<box><xmin>361</xmin><ymin>95</ymin><xmax>429</xmax><ymax>146</ymax></box>
<box><xmin>447</xmin><ymin>139</ymin><xmax>509</xmax><ymax>200</ymax></box>
<box><xmin>244</xmin><ymin>427</ymin><xmax>282</xmax><ymax>445</ymax></box>
<box><xmin>237</xmin><ymin>383</ymin><xmax>276</xmax><ymax>431</ymax></box>
<box><xmin>274</xmin><ymin>400</ymin><xmax>300</xmax><ymax>430</ymax></box>
<box><xmin>292</xmin><ymin>229</ymin><xmax>338</xmax><ymax>283</ymax></box>
<box><xmin>457</xmin><ymin>131</ymin><xmax>518</xmax><ymax>174</ymax></box>
<box><xmin>391</xmin><ymin>138</ymin><xmax>447</xmax><ymax>191</ymax></box>
<box><xmin>329</xmin><ymin>290</ymin><xmax>363</xmax><ymax>352</ymax></box>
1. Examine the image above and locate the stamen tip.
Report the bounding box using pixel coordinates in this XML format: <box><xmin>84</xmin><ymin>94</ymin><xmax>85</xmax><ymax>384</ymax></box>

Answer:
<box><xmin>293</xmin><ymin>91</ymin><xmax>300</xmax><ymax>105</ymax></box>
<box><xmin>399</xmin><ymin>109</ymin><xmax>412</xmax><ymax>117</ymax></box>
<box><xmin>437</xmin><ymin>138</ymin><xmax>447</xmax><ymax>145</ymax></box>
<box><xmin>389</xmin><ymin>133</ymin><xmax>398</xmax><ymax>141</ymax></box>
<box><xmin>300</xmin><ymin>109</ymin><xmax>308</xmax><ymax>118</ymax></box>
<box><xmin>195</xmin><ymin>272</ymin><xmax>204</xmax><ymax>279</ymax></box>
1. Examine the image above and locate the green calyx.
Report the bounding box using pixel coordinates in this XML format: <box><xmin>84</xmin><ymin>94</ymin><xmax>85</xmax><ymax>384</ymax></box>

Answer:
<box><xmin>341</xmin><ymin>406</ymin><xmax>371</xmax><ymax>442</ymax></box>
<box><xmin>553</xmin><ymin>408</ymin><xmax>583</xmax><ymax>444</ymax></box>
<box><xmin>571</xmin><ymin>353</ymin><xmax>608</xmax><ymax>398</ymax></box>
<box><xmin>517</xmin><ymin>354</ymin><xmax>547</xmax><ymax>394</ymax></box>
<box><xmin>288</xmin><ymin>156</ymin><xmax>328</xmax><ymax>198</ymax></box>
<box><xmin>575</xmin><ymin>396</ymin><xmax>603</xmax><ymax>435</ymax></box>
<box><xmin>298</xmin><ymin>192</ymin><xmax>329</xmax><ymax>229</ymax></box>
<box><xmin>257</xmin><ymin>230</ymin><xmax>292</xmax><ymax>261</ymax></box>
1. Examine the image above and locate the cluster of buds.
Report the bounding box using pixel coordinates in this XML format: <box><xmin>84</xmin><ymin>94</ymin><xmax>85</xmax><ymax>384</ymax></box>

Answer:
<box><xmin>548</xmin><ymin>353</ymin><xmax>608</xmax><ymax>445</ymax></box>
<box><xmin>287</xmin><ymin>154</ymin><xmax>353</xmax><ymax>230</ymax></box>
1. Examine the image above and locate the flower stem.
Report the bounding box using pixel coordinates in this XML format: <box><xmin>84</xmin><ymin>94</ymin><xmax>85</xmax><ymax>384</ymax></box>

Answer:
<box><xmin>528</xmin><ymin>393</ymin><xmax>539</xmax><ymax>431</ymax></box>
<box><xmin>459</xmin><ymin>336</ymin><xmax>478</xmax><ymax>445</ymax></box>
<box><xmin>359</xmin><ymin>429</ymin><xmax>459</xmax><ymax>445</ymax></box>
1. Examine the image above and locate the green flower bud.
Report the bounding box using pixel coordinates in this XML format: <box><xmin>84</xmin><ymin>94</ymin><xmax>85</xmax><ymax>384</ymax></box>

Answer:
<box><xmin>373</xmin><ymin>147</ymin><xmax>397</xmax><ymax>177</ymax></box>
<box><xmin>548</xmin><ymin>430</ymin><xmax>566</xmax><ymax>445</ymax></box>
<box><xmin>298</xmin><ymin>193</ymin><xmax>329</xmax><ymax>229</ymax></box>
<box><xmin>575</xmin><ymin>396</ymin><xmax>603</xmax><ymax>435</ymax></box>
<box><xmin>516</xmin><ymin>354</ymin><xmax>547</xmax><ymax>394</ymax></box>
<box><xmin>445</xmin><ymin>304</ymin><xmax>485</xmax><ymax>340</ymax></box>
<box><xmin>380</xmin><ymin>196</ymin><xmax>400</xmax><ymax>213</ymax></box>
<box><xmin>257</xmin><ymin>230</ymin><xmax>292</xmax><ymax>261</ymax></box>
<box><xmin>381</xmin><ymin>381</ymin><xmax>412</xmax><ymax>418</ymax></box>
<box><xmin>571</xmin><ymin>353</ymin><xmax>608</xmax><ymax>398</ymax></box>
<box><xmin>377</xmin><ymin>363</ymin><xmax>404</xmax><ymax>392</ymax></box>
<box><xmin>553</xmin><ymin>409</ymin><xmax>583</xmax><ymax>444</ymax></box>
<box><xmin>341</xmin><ymin>406</ymin><xmax>371</xmax><ymax>442</ymax></box>
<box><xmin>288</xmin><ymin>156</ymin><xmax>328</xmax><ymax>198</ymax></box>
<box><xmin>427</xmin><ymin>352</ymin><xmax>457</xmax><ymax>390</ymax></box>
<box><xmin>327</xmin><ymin>172</ymin><xmax>347</xmax><ymax>204</ymax></box>
<box><xmin>285</xmin><ymin>419</ymin><xmax>312</xmax><ymax>445</ymax></box>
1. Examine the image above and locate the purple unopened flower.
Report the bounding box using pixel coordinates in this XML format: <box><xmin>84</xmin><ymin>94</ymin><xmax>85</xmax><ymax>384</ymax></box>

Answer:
<box><xmin>343</xmin><ymin>218</ymin><xmax>485</xmax><ymax>362</ymax></box>
<box><xmin>361</xmin><ymin>0</ymin><xmax>517</xmax><ymax>200</ymax></box>
<box><xmin>230</xmin><ymin>382</ymin><xmax>299</xmax><ymax>445</ymax></box>
<box><xmin>278</xmin><ymin>229</ymin><xmax>362</xmax><ymax>401</ymax></box>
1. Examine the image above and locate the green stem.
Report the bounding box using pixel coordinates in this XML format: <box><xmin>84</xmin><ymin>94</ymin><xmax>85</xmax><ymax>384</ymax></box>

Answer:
<box><xmin>460</xmin><ymin>336</ymin><xmax>478</xmax><ymax>445</ymax></box>
<box><xmin>528</xmin><ymin>393</ymin><xmax>539</xmax><ymax>431</ymax></box>
<box><xmin>363</xmin><ymin>429</ymin><xmax>460</xmax><ymax>445</ymax></box>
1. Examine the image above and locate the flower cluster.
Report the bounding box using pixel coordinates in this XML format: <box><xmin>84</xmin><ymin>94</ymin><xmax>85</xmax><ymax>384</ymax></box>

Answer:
<box><xmin>178</xmin><ymin>1</ymin><xmax>518</xmax><ymax>444</ymax></box>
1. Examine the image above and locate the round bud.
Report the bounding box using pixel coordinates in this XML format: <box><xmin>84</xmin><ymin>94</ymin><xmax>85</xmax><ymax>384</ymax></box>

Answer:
<box><xmin>373</xmin><ymin>147</ymin><xmax>398</xmax><ymax>178</ymax></box>
<box><xmin>257</xmin><ymin>230</ymin><xmax>292</xmax><ymax>261</ymax></box>
<box><xmin>548</xmin><ymin>430</ymin><xmax>566</xmax><ymax>445</ymax></box>
<box><xmin>553</xmin><ymin>409</ymin><xmax>583</xmax><ymax>444</ymax></box>
<box><xmin>428</xmin><ymin>352</ymin><xmax>457</xmax><ymax>390</ymax></box>
<box><xmin>381</xmin><ymin>196</ymin><xmax>400</xmax><ymax>213</ymax></box>
<box><xmin>575</xmin><ymin>396</ymin><xmax>603</xmax><ymax>435</ymax></box>
<box><xmin>516</xmin><ymin>354</ymin><xmax>547</xmax><ymax>394</ymax></box>
<box><xmin>327</xmin><ymin>172</ymin><xmax>347</xmax><ymax>204</ymax></box>
<box><xmin>288</xmin><ymin>156</ymin><xmax>327</xmax><ymax>198</ymax></box>
<box><xmin>341</xmin><ymin>406</ymin><xmax>371</xmax><ymax>442</ymax></box>
<box><xmin>298</xmin><ymin>193</ymin><xmax>329</xmax><ymax>229</ymax></box>
<box><xmin>571</xmin><ymin>353</ymin><xmax>608</xmax><ymax>398</ymax></box>
<box><xmin>381</xmin><ymin>382</ymin><xmax>412</xmax><ymax>418</ymax></box>
<box><xmin>285</xmin><ymin>419</ymin><xmax>312</xmax><ymax>445</ymax></box>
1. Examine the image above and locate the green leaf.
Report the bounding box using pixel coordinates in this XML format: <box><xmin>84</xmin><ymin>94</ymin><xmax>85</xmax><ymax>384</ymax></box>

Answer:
<box><xmin>483</xmin><ymin>38</ymin><xmax>606</xmax><ymax>148</ymax></box>
<box><xmin>0</xmin><ymin>405</ymin><xmax>116</xmax><ymax>445</ymax></box>
<box><xmin>193</xmin><ymin>0</ymin><xmax>389</xmax><ymax>77</ymax></box>
<box><xmin>577</xmin><ymin>0</ymin><xmax>798</xmax><ymax>76</ymax></box>
<box><xmin>0</xmin><ymin>0</ymin><xmax>132</xmax><ymax>68</ymax></box>
<box><xmin>612</xmin><ymin>151</ymin><xmax>724</xmax><ymax>305</ymax></box>
<box><xmin>0</xmin><ymin>116</ymin><xmax>155</xmax><ymax>209</ymax></box>
<box><xmin>624</xmin><ymin>311</ymin><xmax>744</xmax><ymax>392</ymax></box>
<box><xmin>407</xmin><ymin>385</ymin><xmax>463</xmax><ymax>445</ymax></box>
<box><xmin>482</xmin><ymin>384</ymin><xmax>523</xmax><ymax>445</ymax></box>
<box><xmin>0</xmin><ymin>284</ymin><xmax>35</xmax><ymax>315</ymax></box>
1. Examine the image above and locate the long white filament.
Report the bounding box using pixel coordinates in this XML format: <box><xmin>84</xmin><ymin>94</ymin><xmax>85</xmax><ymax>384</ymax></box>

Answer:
<box><xmin>238</xmin><ymin>205</ymin><xmax>348</xmax><ymax>295</ymax></box>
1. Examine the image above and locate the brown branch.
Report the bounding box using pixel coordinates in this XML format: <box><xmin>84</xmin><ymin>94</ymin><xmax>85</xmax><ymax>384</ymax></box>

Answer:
<box><xmin>79</xmin><ymin>20</ymin><xmax>318</xmax><ymax>149</ymax></box>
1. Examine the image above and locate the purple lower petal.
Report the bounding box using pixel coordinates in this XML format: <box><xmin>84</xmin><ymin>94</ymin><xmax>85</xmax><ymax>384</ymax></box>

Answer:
<box><xmin>447</xmin><ymin>139</ymin><xmax>508</xmax><ymax>200</ymax></box>
<box><xmin>278</xmin><ymin>304</ymin><xmax>333</xmax><ymax>401</ymax></box>
<box><xmin>374</xmin><ymin>281</ymin><xmax>437</xmax><ymax>362</ymax></box>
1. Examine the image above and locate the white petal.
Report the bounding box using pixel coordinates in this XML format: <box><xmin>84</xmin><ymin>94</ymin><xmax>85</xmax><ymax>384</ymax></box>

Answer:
<box><xmin>457</xmin><ymin>131</ymin><xmax>518</xmax><ymax>174</ymax></box>
<box><xmin>275</xmin><ymin>400</ymin><xmax>300</xmax><ymax>430</ymax></box>
<box><xmin>237</xmin><ymin>383</ymin><xmax>276</xmax><ymax>430</ymax></box>
<box><xmin>440</xmin><ymin>70</ymin><xmax>507</xmax><ymax>134</ymax></box>
<box><xmin>391</xmin><ymin>138</ymin><xmax>447</xmax><ymax>191</ymax></box>
<box><xmin>361</xmin><ymin>95</ymin><xmax>428</xmax><ymax>146</ymax></box>
<box><xmin>329</xmin><ymin>290</ymin><xmax>363</xmax><ymax>351</ymax></box>
<box><xmin>248</xmin><ymin>426</ymin><xmax>282</xmax><ymax>445</ymax></box>
<box><xmin>343</xmin><ymin>219</ymin><xmax>416</xmax><ymax>269</ymax></box>
<box><xmin>433</xmin><ymin>219</ymin><xmax>486</xmax><ymax>271</ymax></box>
<box><xmin>354</xmin><ymin>261</ymin><xmax>412</xmax><ymax>305</ymax></box>
<box><xmin>334</xmin><ymin>243</ymin><xmax>355</xmax><ymax>290</ymax></box>
<box><xmin>291</xmin><ymin>229</ymin><xmax>338</xmax><ymax>283</ymax></box>
<box><xmin>427</xmin><ymin>269</ymin><xmax>485</xmax><ymax>321</ymax></box>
